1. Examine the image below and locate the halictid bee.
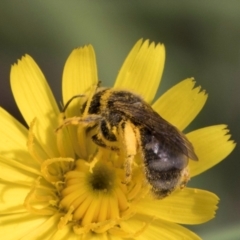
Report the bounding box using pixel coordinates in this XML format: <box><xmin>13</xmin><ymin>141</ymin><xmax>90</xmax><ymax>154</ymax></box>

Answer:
<box><xmin>57</xmin><ymin>86</ymin><xmax>198</xmax><ymax>198</ymax></box>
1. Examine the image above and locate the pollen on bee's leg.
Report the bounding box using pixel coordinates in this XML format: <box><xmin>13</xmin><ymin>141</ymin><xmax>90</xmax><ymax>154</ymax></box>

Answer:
<box><xmin>118</xmin><ymin>121</ymin><xmax>137</xmax><ymax>185</ymax></box>
<box><xmin>122</xmin><ymin>155</ymin><xmax>134</xmax><ymax>184</ymax></box>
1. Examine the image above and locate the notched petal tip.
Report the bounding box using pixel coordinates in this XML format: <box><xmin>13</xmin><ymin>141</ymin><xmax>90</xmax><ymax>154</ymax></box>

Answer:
<box><xmin>188</xmin><ymin>124</ymin><xmax>236</xmax><ymax>177</ymax></box>
<box><xmin>221</xmin><ymin>126</ymin><xmax>236</xmax><ymax>148</ymax></box>
<box><xmin>10</xmin><ymin>53</ymin><xmax>60</xmax><ymax>158</ymax></box>
<box><xmin>13</xmin><ymin>54</ymin><xmax>29</xmax><ymax>63</ymax></box>
<box><xmin>190</xmin><ymin>79</ymin><xmax>208</xmax><ymax>99</ymax></box>
<box><xmin>62</xmin><ymin>44</ymin><xmax>98</xmax><ymax>157</ymax></box>
<box><xmin>62</xmin><ymin>43</ymin><xmax>98</xmax><ymax>104</ymax></box>
<box><xmin>114</xmin><ymin>39</ymin><xmax>165</xmax><ymax>103</ymax></box>
<box><xmin>11</xmin><ymin>55</ymin><xmax>33</xmax><ymax>79</ymax></box>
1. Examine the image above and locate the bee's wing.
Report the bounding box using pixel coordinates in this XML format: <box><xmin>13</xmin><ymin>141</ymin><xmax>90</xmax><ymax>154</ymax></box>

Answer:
<box><xmin>113</xmin><ymin>101</ymin><xmax>198</xmax><ymax>161</ymax></box>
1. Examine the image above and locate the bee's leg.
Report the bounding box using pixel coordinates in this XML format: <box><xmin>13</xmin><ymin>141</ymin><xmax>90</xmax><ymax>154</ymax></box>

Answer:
<box><xmin>118</xmin><ymin>121</ymin><xmax>138</xmax><ymax>184</ymax></box>
<box><xmin>92</xmin><ymin>133</ymin><xmax>119</xmax><ymax>152</ymax></box>
<box><xmin>56</xmin><ymin>114</ymin><xmax>102</xmax><ymax>132</ymax></box>
<box><xmin>91</xmin><ymin>118</ymin><xmax>119</xmax><ymax>152</ymax></box>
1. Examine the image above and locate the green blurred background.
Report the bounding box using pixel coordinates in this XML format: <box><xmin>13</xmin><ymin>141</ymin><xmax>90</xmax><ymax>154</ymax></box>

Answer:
<box><xmin>0</xmin><ymin>1</ymin><xmax>239</xmax><ymax>239</ymax></box>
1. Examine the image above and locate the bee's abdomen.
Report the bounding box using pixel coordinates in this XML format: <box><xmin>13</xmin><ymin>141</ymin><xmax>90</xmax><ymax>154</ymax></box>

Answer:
<box><xmin>140</xmin><ymin>128</ymin><xmax>188</xmax><ymax>198</ymax></box>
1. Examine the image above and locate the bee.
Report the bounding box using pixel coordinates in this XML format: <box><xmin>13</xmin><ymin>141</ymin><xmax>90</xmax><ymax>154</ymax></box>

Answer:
<box><xmin>57</xmin><ymin>86</ymin><xmax>198</xmax><ymax>198</ymax></box>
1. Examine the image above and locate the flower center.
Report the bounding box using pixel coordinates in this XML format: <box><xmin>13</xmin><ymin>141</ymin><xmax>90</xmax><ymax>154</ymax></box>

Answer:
<box><xmin>56</xmin><ymin>151</ymin><xmax>149</xmax><ymax>234</ymax></box>
<box><xmin>25</xmin><ymin>119</ymin><xmax>150</xmax><ymax>235</ymax></box>
<box><xmin>88</xmin><ymin>161</ymin><xmax>115</xmax><ymax>191</ymax></box>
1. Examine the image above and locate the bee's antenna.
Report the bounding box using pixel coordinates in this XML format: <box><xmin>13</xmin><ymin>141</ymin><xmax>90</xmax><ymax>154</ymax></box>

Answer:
<box><xmin>62</xmin><ymin>94</ymin><xmax>85</xmax><ymax>113</ymax></box>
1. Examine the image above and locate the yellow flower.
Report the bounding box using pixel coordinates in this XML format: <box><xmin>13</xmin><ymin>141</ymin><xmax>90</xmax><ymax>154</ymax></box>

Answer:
<box><xmin>0</xmin><ymin>39</ymin><xmax>235</xmax><ymax>240</ymax></box>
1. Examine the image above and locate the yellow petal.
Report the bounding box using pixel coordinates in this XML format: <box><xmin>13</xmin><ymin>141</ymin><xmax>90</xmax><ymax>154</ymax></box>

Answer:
<box><xmin>119</xmin><ymin>214</ymin><xmax>200</xmax><ymax>240</ymax></box>
<box><xmin>62</xmin><ymin>45</ymin><xmax>98</xmax><ymax>157</ymax></box>
<box><xmin>0</xmin><ymin>213</ymin><xmax>49</xmax><ymax>240</ymax></box>
<box><xmin>141</xmin><ymin>218</ymin><xmax>201</xmax><ymax>240</ymax></box>
<box><xmin>0</xmin><ymin>181</ymin><xmax>29</xmax><ymax>214</ymax></box>
<box><xmin>49</xmin><ymin>225</ymin><xmax>81</xmax><ymax>240</ymax></box>
<box><xmin>137</xmin><ymin>188</ymin><xmax>218</xmax><ymax>224</ymax></box>
<box><xmin>10</xmin><ymin>55</ymin><xmax>60</xmax><ymax>158</ymax></box>
<box><xmin>62</xmin><ymin>231</ymin><xmax>110</xmax><ymax>240</ymax></box>
<box><xmin>108</xmin><ymin>234</ymin><xmax>123</xmax><ymax>240</ymax></box>
<box><xmin>20</xmin><ymin>214</ymin><xmax>60</xmax><ymax>240</ymax></box>
<box><xmin>114</xmin><ymin>39</ymin><xmax>165</xmax><ymax>103</ymax></box>
<box><xmin>0</xmin><ymin>107</ymin><xmax>40</xmax><ymax>168</ymax></box>
<box><xmin>0</xmin><ymin>156</ymin><xmax>39</xmax><ymax>184</ymax></box>
<box><xmin>152</xmin><ymin>78</ymin><xmax>207</xmax><ymax>131</ymax></box>
<box><xmin>140</xmin><ymin>222</ymin><xmax>200</xmax><ymax>240</ymax></box>
<box><xmin>187</xmin><ymin>125</ymin><xmax>236</xmax><ymax>177</ymax></box>
<box><xmin>62</xmin><ymin>45</ymin><xmax>98</xmax><ymax>104</ymax></box>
